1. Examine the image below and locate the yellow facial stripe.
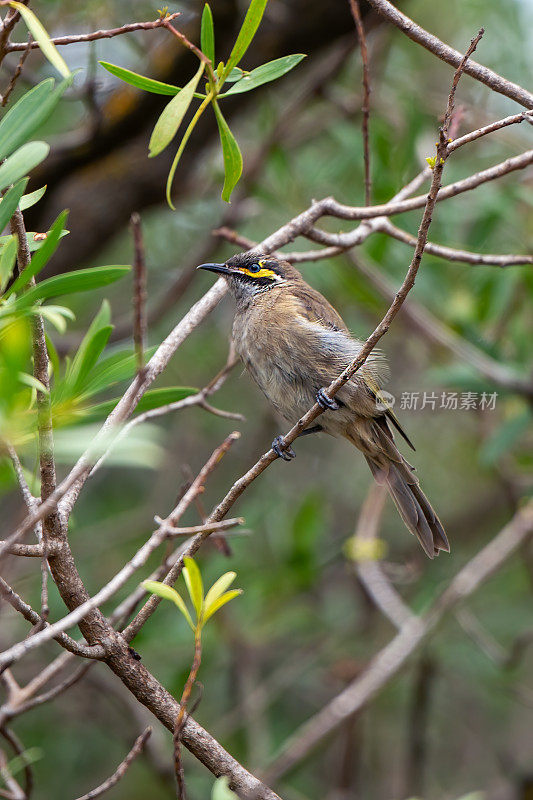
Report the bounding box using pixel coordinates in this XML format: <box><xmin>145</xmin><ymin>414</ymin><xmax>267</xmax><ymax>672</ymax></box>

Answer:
<box><xmin>238</xmin><ymin>267</ymin><xmax>275</xmax><ymax>279</ymax></box>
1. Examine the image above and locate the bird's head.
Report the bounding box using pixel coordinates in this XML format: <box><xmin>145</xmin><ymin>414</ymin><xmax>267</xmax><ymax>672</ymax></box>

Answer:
<box><xmin>197</xmin><ymin>252</ymin><xmax>301</xmax><ymax>304</ymax></box>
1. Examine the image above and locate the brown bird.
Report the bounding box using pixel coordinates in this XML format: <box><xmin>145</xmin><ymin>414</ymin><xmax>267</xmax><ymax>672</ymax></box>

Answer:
<box><xmin>198</xmin><ymin>253</ymin><xmax>449</xmax><ymax>558</ymax></box>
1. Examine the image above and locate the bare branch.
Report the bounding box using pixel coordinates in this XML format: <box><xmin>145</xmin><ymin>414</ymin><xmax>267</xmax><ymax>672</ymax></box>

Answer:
<box><xmin>0</xmin><ymin>435</ymin><xmax>239</xmax><ymax>668</ymax></box>
<box><xmin>448</xmin><ymin>110</ymin><xmax>533</xmax><ymax>152</ymax></box>
<box><xmin>130</xmin><ymin>213</ymin><xmax>147</xmax><ymax>376</ymax></box>
<box><xmin>351</xmin><ymin>484</ymin><xmax>415</xmax><ymax>629</ymax></box>
<box><xmin>379</xmin><ymin>219</ymin><xmax>533</xmax><ymax>267</ymax></box>
<box><xmin>74</xmin><ymin>728</ymin><xmax>152</xmax><ymax>800</ymax></box>
<box><xmin>0</xmin><ymin>577</ymin><xmax>104</xmax><ymax>662</ymax></box>
<box><xmin>365</xmin><ymin>0</ymin><xmax>533</xmax><ymax>108</ymax></box>
<box><xmin>349</xmin><ymin>0</ymin><xmax>372</xmax><ymax>205</ymax></box>
<box><xmin>5</xmin><ymin>14</ymin><xmax>181</xmax><ymax>51</ymax></box>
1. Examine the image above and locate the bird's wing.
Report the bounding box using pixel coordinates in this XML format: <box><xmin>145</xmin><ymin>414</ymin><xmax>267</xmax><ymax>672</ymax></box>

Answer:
<box><xmin>290</xmin><ymin>283</ymin><xmax>415</xmax><ymax>449</ymax></box>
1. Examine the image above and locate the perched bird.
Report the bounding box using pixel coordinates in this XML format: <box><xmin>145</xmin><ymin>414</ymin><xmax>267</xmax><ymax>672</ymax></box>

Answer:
<box><xmin>198</xmin><ymin>253</ymin><xmax>449</xmax><ymax>558</ymax></box>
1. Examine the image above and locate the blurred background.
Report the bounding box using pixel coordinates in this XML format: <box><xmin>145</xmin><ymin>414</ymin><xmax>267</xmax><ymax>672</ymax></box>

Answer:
<box><xmin>1</xmin><ymin>1</ymin><xmax>532</xmax><ymax>798</ymax></box>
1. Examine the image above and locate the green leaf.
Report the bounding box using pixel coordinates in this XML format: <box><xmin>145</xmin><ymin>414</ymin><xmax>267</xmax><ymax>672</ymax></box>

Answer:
<box><xmin>20</xmin><ymin>185</ymin><xmax>46</xmax><ymax>211</ymax></box>
<box><xmin>213</xmin><ymin>101</ymin><xmax>242</xmax><ymax>202</ymax></box>
<box><xmin>67</xmin><ymin>301</ymin><xmax>113</xmax><ymax>394</ymax></box>
<box><xmin>98</xmin><ymin>61</ymin><xmax>205</xmax><ymax>99</ymax></box>
<box><xmin>149</xmin><ymin>61</ymin><xmax>205</xmax><ymax>157</ymax></box>
<box><xmin>225</xmin><ymin>67</ymin><xmax>246</xmax><ymax>83</ymax></box>
<box><xmin>202</xmin><ymin>589</ymin><xmax>242</xmax><ymax>625</ymax></box>
<box><xmin>10</xmin><ymin>2</ymin><xmax>70</xmax><ymax>78</ymax></box>
<box><xmin>224</xmin><ymin>0</ymin><xmax>269</xmax><ymax>76</ymax></box>
<box><xmin>200</xmin><ymin>4</ymin><xmax>215</xmax><ymax>64</ymax></box>
<box><xmin>18</xmin><ymin>371</ymin><xmax>49</xmax><ymax>395</ymax></box>
<box><xmin>182</xmin><ymin>557</ymin><xmax>203</xmax><ymax>620</ymax></box>
<box><xmin>0</xmin><ymin>77</ymin><xmax>71</xmax><ymax>160</ymax></box>
<box><xmin>0</xmin><ymin>142</ymin><xmax>49</xmax><ymax>192</ymax></box>
<box><xmin>212</xmin><ymin>776</ymin><xmax>239</xmax><ymax>800</ymax></box>
<box><xmin>0</xmin><ymin>235</ymin><xmax>18</xmax><ymax>293</ymax></box>
<box><xmin>141</xmin><ymin>580</ymin><xmax>195</xmax><ymax>631</ymax></box>
<box><xmin>204</xmin><ymin>572</ymin><xmax>236</xmax><ymax>618</ymax></box>
<box><xmin>220</xmin><ymin>54</ymin><xmax>306</xmax><ymax>97</ymax></box>
<box><xmin>0</xmin><ymin>178</ymin><xmax>28</xmax><ymax>233</ymax></box>
<box><xmin>84</xmin><ymin>386</ymin><xmax>198</xmax><ymax>420</ymax></box>
<box><xmin>39</xmin><ymin>304</ymin><xmax>75</xmax><ymax>334</ymax></box>
<box><xmin>21</xmin><ymin>266</ymin><xmax>131</xmax><ymax>305</ymax></box>
<box><xmin>80</xmin><ymin>345</ymin><xmax>157</xmax><ymax>399</ymax></box>
<box><xmin>4</xmin><ymin>211</ymin><xmax>68</xmax><ymax>299</ymax></box>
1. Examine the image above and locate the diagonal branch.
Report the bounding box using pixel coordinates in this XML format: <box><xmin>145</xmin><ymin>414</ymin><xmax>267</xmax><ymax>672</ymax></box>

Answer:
<box><xmin>366</xmin><ymin>0</ymin><xmax>533</xmax><ymax>108</ymax></box>
<box><xmin>264</xmin><ymin>501</ymin><xmax>533</xmax><ymax>781</ymax></box>
<box><xmin>5</xmin><ymin>14</ymin><xmax>181</xmax><ymax>51</ymax></box>
<box><xmin>73</xmin><ymin>728</ymin><xmax>152</xmax><ymax>800</ymax></box>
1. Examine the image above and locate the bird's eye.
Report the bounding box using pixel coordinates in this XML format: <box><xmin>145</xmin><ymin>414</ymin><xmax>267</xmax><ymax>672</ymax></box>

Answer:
<box><xmin>248</xmin><ymin>263</ymin><xmax>261</xmax><ymax>273</ymax></box>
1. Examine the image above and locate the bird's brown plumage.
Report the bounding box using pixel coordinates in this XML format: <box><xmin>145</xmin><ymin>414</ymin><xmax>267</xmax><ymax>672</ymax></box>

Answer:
<box><xmin>198</xmin><ymin>253</ymin><xmax>449</xmax><ymax>558</ymax></box>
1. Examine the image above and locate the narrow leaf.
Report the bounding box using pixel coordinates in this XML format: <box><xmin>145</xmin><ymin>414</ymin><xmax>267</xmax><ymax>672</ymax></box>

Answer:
<box><xmin>0</xmin><ymin>235</ymin><xmax>17</xmax><ymax>292</ymax></box>
<box><xmin>220</xmin><ymin>54</ymin><xmax>306</xmax><ymax>96</ymax></box>
<box><xmin>224</xmin><ymin>0</ymin><xmax>269</xmax><ymax>76</ymax></box>
<box><xmin>20</xmin><ymin>185</ymin><xmax>46</xmax><ymax>211</ymax></box>
<box><xmin>83</xmin><ymin>386</ymin><xmax>198</xmax><ymax>420</ymax></box>
<box><xmin>39</xmin><ymin>305</ymin><xmax>75</xmax><ymax>334</ymax></box>
<box><xmin>202</xmin><ymin>589</ymin><xmax>242</xmax><ymax>625</ymax></box>
<box><xmin>0</xmin><ymin>142</ymin><xmax>50</xmax><ymax>192</ymax></box>
<box><xmin>0</xmin><ymin>178</ymin><xmax>28</xmax><ymax>233</ymax></box>
<box><xmin>20</xmin><ymin>266</ymin><xmax>130</xmax><ymax>305</ymax></box>
<box><xmin>183</xmin><ymin>558</ymin><xmax>203</xmax><ymax>620</ymax></box>
<box><xmin>99</xmin><ymin>61</ymin><xmax>205</xmax><ymax>99</ymax></box>
<box><xmin>5</xmin><ymin>211</ymin><xmax>68</xmax><ymax>299</ymax></box>
<box><xmin>200</xmin><ymin>4</ymin><xmax>215</xmax><ymax>64</ymax></box>
<box><xmin>141</xmin><ymin>580</ymin><xmax>195</xmax><ymax>631</ymax></box>
<box><xmin>10</xmin><ymin>3</ymin><xmax>70</xmax><ymax>78</ymax></box>
<box><xmin>213</xmin><ymin>101</ymin><xmax>242</xmax><ymax>202</ymax></box>
<box><xmin>204</xmin><ymin>572</ymin><xmax>236</xmax><ymax>617</ymax></box>
<box><xmin>18</xmin><ymin>371</ymin><xmax>49</xmax><ymax>395</ymax></box>
<box><xmin>67</xmin><ymin>303</ymin><xmax>114</xmax><ymax>395</ymax></box>
<box><xmin>79</xmin><ymin>345</ymin><xmax>157</xmax><ymax>399</ymax></box>
<box><xmin>149</xmin><ymin>61</ymin><xmax>205</xmax><ymax>157</ymax></box>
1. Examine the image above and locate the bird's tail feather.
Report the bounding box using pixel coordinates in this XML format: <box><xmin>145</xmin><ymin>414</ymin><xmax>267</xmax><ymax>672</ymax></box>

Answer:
<box><xmin>347</xmin><ymin>418</ymin><xmax>449</xmax><ymax>558</ymax></box>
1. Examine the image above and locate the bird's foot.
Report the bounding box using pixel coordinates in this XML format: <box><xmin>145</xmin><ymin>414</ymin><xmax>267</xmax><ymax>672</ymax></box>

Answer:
<box><xmin>316</xmin><ymin>387</ymin><xmax>340</xmax><ymax>410</ymax></box>
<box><xmin>271</xmin><ymin>435</ymin><xmax>296</xmax><ymax>461</ymax></box>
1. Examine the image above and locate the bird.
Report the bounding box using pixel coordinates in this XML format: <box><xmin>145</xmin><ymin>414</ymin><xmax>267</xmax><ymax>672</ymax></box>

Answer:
<box><xmin>197</xmin><ymin>252</ymin><xmax>449</xmax><ymax>558</ymax></box>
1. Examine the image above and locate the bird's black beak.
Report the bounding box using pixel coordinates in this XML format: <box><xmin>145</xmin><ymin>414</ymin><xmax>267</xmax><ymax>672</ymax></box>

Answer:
<box><xmin>197</xmin><ymin>262</ymin><xmax>232</xmax><ymax>275</ymax></box>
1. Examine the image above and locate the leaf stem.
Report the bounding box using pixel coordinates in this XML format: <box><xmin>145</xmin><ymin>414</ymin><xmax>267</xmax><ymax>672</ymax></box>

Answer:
<box><xmin>166</xmin><ymin>90</ymin><xmax>214</xmax><ymax>209</ymax></box>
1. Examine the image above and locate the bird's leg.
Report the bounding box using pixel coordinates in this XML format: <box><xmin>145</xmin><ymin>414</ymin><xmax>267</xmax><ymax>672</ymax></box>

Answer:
<box><xmin>299</xmin><ymin>425</ymin><xmax>322</xmax><ymax>436</ymax></box>
<box><xmin>316</xmin><ymin>388</ymin><xmax>340</xmax><ymax>411</ymax></box>
<box><xmin>271</xmin><ymin>425</ymin><xmax>322</xmax><ymax>461</ymax></box>
<box><xmin>271</xmin><ymin>435</ymin><xmax>296</xmax><ymax>461</ymax></box>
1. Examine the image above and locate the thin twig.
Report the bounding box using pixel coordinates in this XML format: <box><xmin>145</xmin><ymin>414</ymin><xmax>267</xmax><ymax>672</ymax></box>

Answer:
<box><xmin>1</xmin><ymin>33</ymin><xmax>31</xmax><ymax>106</ymax></box>
<box><xmin>0</xmin><ymin>435</ymin><xmax>240</xmax><ymax>667</ymax></box>
<box><xmin>352</xmin><ymin>483</ymin><xmax>415</xmax><ymax>630</ymax></box>
<box><xmin>74</xmin><ymin>728</ymin><xmax>152</xmax><ymax>800</ymax></box>
<box><xmin>0</xmin><ymin>726</ymin><xmax>32</xmax><ymax>800</ymax></box>
<box><xmin>349</xmin><ymin>0</ymin><xmax>372</xmax><ymax>204</ymax></box>
<box><xmin>0</xmin><ymin>577</ymin><xmax>104</xmax><ymax>662</ymax></box>
<box><xmin>365</xmin><ymin>0</ymin><xmax>533</xmax><ymax>108</ymax></box>
<box><xmin>5</xmin><ymin>14</ymin><xmax>181</xmax><ymax>51</ymax></box>
<box><xmin>130</xmin><ymin>212</ymin><xmax>147</xmax><ymax>376</ymax></box>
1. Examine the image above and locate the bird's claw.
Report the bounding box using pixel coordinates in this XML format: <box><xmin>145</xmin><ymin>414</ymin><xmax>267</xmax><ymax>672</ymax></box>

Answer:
<box><xmin>272</xmin><ymin>435</ymin><xmax>296</xmax><ymax>461</ymax></box>
<box><xmin>316</xmin><ymin>387</ymin><xmax>340</xmax><ymax>410</ymax></box>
